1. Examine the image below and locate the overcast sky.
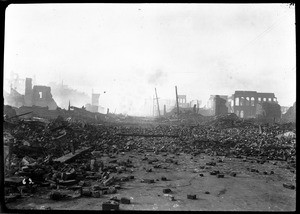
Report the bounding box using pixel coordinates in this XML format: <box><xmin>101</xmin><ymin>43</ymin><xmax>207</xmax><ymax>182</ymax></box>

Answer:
<box><xmin>3</xmin><ymin>3</ymin><xmax>296</xmax><ymax>116</ymax></box>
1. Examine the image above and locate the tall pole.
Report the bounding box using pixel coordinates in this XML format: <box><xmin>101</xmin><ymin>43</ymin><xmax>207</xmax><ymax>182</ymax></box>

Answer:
<box><xmin>175</xmin><ymin>86</ymin><xmax>180</xmax><ymax>115</ymax></box>
<box><xmin>155</xmin><ymin>88</ymin><xmax>161</xmax><ymax>117</ymax></box>
<box><xmin>153</xmin><ymin>95</ymin><xmax>155</xmax><ymax>116</ymax></box>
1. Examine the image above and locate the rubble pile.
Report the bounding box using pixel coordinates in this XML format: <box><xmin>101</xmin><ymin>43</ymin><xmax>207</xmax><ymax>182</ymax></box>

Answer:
<box><xmin>204</xmin><ymin>113</ymin><xmax>256</xmax><ymax>129</ymax></box>
<box><xmin>3</xmin><ymin>114</ymin><xmax>296</xmax><ymax>206</ymax></box>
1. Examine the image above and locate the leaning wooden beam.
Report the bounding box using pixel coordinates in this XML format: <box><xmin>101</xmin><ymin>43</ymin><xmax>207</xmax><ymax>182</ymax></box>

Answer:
<box><xmin>8</xmin><ymin>111</ymin><xmax>33</xmax><ymax>119</ymax></box>
<box><xmin>53</xmin><ymin>147</ymin><xmax>92</xmax><ymax>163</ymax></box>
<box><xmin>116</xmin><ymin>133</ymin><xmax>179</xmax><ymax>138</ymax></box>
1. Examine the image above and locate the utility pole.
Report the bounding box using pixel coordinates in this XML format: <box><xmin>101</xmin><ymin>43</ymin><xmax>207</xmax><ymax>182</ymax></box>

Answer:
<box><xmin>175</xmin><ymin>86</ymin><xmax>180</xmax><ymax>115</ymax></box>
<box><xmin>153</xmin><ymin>95</ymin><xmax>155</xmax><ymax>116</ymax></box>
<box><xmin>155</xmin><ymin>88</ymin><xmax>161</xmax><ymax>117</ymax></box>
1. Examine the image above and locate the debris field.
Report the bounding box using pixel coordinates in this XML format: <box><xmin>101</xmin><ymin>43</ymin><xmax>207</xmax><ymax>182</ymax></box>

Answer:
<box><xmin>3</xmin><ymin>114</ymin><xmax>296</xmax><ymax>211</ymax></box>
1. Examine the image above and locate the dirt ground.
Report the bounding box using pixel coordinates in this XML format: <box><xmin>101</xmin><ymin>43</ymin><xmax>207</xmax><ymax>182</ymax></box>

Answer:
<box><xmin>5</xmin><ymin>151</ymin><xmax>296</xmax><ymax>211</ymax></box>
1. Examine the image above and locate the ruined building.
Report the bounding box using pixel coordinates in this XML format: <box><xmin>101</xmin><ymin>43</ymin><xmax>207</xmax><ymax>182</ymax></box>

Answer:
<box><xmin>6</xmin><ymin>72</ymin><xmax>26</xmax><ymax>94</ymax></box>
<box><xmin>4</xmin><ymin>77</ymin><xmax>58</xmax><ymax>110</ymax></box>
<box><xmin>24</xmin><ymin>78</ymin><xmax>58</xmax><ymax>110</ymax></box>
<box><xmin>4</xmin><ymin>88</ymin><xmax>24</xmax><ymax>108</ymax></box>
<box><xmin>282</xmin><ymin>102</ymin><xmax>296</xmax><ymax>123</ymax></box>
<box><xmin>233</xmin><ymin>91</ymin><xmax>278</xmax><ymax>118</ymax></box>
<box><xmin>177</xmin><ymin>95</ymin><xmax>189</xmax><ymax>108</ymax></box>
<box><xmin>256</xmin><ymin>101</ymin><xmax>281</xmax><ymax>122</ymax></box>
<box><xmin>85</xmin><ymin>93</ymin><xmax>100</xmax><ymax>113</ymax></box>
<box><xmin>214</xmin><ymin>95</ymin><xmax>228</xmax><ymax>116</ymax></box>
<box><xmin>207</xmin><ymin>95</ymin><xmax>229</xmax><ymax>116</ymax></box>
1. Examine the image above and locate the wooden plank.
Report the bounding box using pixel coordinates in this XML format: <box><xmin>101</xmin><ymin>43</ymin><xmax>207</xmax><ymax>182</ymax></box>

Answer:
<box><xmin>53</xmin><ymin>147</ymin><xmax>91</xmax><ymax>163</ymax></box>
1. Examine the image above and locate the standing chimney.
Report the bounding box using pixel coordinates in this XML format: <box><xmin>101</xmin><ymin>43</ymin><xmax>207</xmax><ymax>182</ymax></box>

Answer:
<box><xmin>175</xmin><ymin>86</ymin><xmax>180</xmax><ymax>115</ymax></box>
<box><xmin>24</xmin><ymin>78</ymin><xmax>33</xmax><ymax>106</ymax></box>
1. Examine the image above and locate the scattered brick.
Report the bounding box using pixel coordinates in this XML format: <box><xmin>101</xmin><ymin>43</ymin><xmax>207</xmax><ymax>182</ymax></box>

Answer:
<box><xmin>120</xmin><ymin>197</ymin><xmax>131</xmax><ymax>204</ymax></box>
<box><xmin>210</xmin><ymin>170</ymin><xmax>220</xmax><ymax>175</ymax></box>
<box><xmin>161</xmin><ymin>176</ymin><xmax>167</xmax><ymax>181</ymax></box>
<box><xmin>163</xmin><ymin>188</ymin><xmax>172</xmax><ymax>193</ymax></box>
<box><xmin>230</xmin><ymin>172</ymin><xmax>236</xmax><ymax>177</ymax></box>
<box><xmin>102</xmin><ymin>201</ymin><xmax>119</xmax><ymax>210</ymax></box>
<box><xmin>91</xmin><ymin>191</ymin><xmax>100</xmax><ymax>198</ymax></box>
<box><xmin>187</xmin><ymin>194</ymin><xmax>197</xmax><ymax>199</ymax></box>
<box><xmin>141</xmin><ymin>179</ymin><xmax>155</xmax><ymax>184</ymax></box>
<box><xmin>217</xmin><ymin>174</ymin><xmax>224</xmax><ymax>178</ymax></box>
<box><xmin>283</xmin><ymin>183</ymin><xmax>295</xmax><ymax>190</ymax></box>
<box><xmin>82</xmin><ymin>188</ymin><xmax>92</xmax><ymax>197</ymax></box>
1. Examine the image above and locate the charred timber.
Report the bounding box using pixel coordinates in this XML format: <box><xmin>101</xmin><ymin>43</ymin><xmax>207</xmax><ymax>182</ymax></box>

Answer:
<box><xmin>7</xmin><ymin>111</ymin><xmax>33</xmax><ymax>119</ymax></box>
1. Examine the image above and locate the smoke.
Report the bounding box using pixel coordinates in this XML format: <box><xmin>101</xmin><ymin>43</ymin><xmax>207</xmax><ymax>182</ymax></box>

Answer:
<box><xmin>147</xmin><ymin>69</ymin><xmax>168</xmax><ymax>86</ymax></box>
<box><xmin>48</xmin><ymin>82</ymin><xmax>91</xmax><ymax>109</ymax></box>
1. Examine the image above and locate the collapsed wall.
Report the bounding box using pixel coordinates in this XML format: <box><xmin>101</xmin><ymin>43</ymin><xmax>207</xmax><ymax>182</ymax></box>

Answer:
<box><xmin>282</xmin><ymin>102</ymin><xmax>296</xmax><ymax>123</ymax></box>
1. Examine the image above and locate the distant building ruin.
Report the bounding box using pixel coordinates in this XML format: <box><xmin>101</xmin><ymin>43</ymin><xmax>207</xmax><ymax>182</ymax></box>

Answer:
<box><xmin>281</xmin><ymin>102</ymin><xmax>296</xmax><ymax>123</ymax></box>
<box><xmin>178</xmin><ymin>95</ymin><xmax>189</xmax><ymax>108</ymax></box>
<box><xmin>24</xmin><ymin>78</ymin><xmax>57</xmax><ymax>110</ymax></box>
<box><xmin>214</xmin><ymin>95</ymin><xmax>228</xmax><ymax>116</ymax></box>
<box><xmin>207</xmin><ymin>95</ymin><xmax>229</xmax><ymax>116</ymax></box>
<box><xmin>4</xmin><ymin>77</ymin><xmax>58</xmax><ymax>110</ymax></box>
<box><xmin>86</xmin><ymin>93</ymin><xmax>102</xmax><ymax>113</ymax></box>
<box><xmin>152</xmin><ymin>98</ymin><xmax>176</xmax><ymax>116</ymax></box>
<box><xmin>233</xmin><ymin>91</ymin><xmax>278</xmax><ymax>118</ymax></box>
<box><xmin>5</xmin><ymin>88</ymin><xmax>24</xmax><ymax>108</ymax></box>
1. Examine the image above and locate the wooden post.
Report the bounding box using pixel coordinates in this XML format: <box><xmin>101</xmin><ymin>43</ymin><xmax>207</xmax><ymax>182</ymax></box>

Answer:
<box><xmin>155</xmin><ymin>88</ymin><xmax>161</xmax><ymax>117</ymax></box>
<box><xmin>153</xmin><ymin>95</ymin><xmax>155</xmax><ymax>116</ymax></box>
<box><xmin>175</xmin><ymin>86</ymin><xmax>180</xmax><ymax>115</ymax></box>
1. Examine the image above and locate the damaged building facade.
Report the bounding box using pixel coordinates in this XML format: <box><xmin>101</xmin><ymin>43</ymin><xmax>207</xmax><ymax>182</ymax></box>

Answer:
<box><xmin>214</xmin><ymin>95</ymin><xmax>228</xmax><ymax>116</ymax></box>
<box><xmin>85</xmin><ymin>93</ymin><xmax>105</xmax><ymax>114</ymax></box>
<box><xmin>207</xmin><ymin>95</ymin><xmax>230</xmax><ymax>116</ymax></box>
<box><xmin>177</xmin><ymin>95</ymin><xmax>189</xmax><ymax>108</ymax></box>
<box><xmin>85</xmin><ymin>93</ymin><xmax>100</xmax><ymax>113</ymax></box>
<box><xmin>4</xmin><ymin>77</ymin><xmax>58</xmax><ymax>110</ymax></box>
<box><xmin>24</xmin><ymin>78</ymin><xmax>57</xmax><ymax>110</ymax></box>
<box><xmin>233</xmin><ymin>91</ymin><xmax>278</xmax><ymax>118</ymax></box>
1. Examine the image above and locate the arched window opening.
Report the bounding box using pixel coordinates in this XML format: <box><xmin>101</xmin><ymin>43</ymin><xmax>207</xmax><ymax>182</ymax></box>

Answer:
<box><xmin>240</xmin><ymin>97</ymin><xmax>244</xmax><ymax>106</ymax></box>
<box><xmin>235</xmin><ymin>97</ymin><xmax>239</xmax><ymax>106</ymax></box>
<box><xmin>246</xmin><ymin>97</ymin><xmax>250</xmax><ymax>106</ymax></box>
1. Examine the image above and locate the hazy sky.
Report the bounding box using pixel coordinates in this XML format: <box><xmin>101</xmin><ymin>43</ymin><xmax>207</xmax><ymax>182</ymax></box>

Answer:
<box><xmin>3</xmin><ymin>3</ymin><xmax>296</xmax><ymax>116</ymax></box>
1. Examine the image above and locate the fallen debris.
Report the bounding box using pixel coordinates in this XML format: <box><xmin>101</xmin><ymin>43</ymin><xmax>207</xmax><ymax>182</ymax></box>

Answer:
<box><xmin>102</xmin><ymin>200</ymin><xmax>120</xmax><ymax>210</ymax></box>
<box><xmin>120</xmin><ymin>197</ymin><xmax>131</xmax><ymax>204</ymax></box>
<box><xmin>3</xmin><ymin>111</ymin><xmax>296</xmax><ymax>210</ymax></box>
<box><xmin>163</xmin><ymin>188</ymin><xmax>172</xmax><ymax>194</ymax></box>
<box><xmin>283</xmin><ymin>183</ymin><xmax>295</xmax><ymax>190</ymax></box>
<box><xmin>187</xmin><ymin>194</ymin><xmax>197</xmax><ymax>200</ymax></box>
